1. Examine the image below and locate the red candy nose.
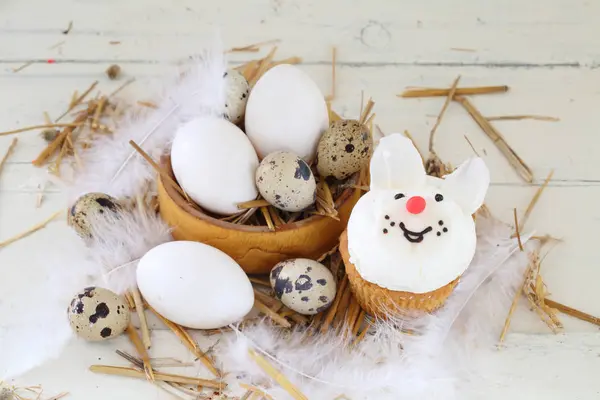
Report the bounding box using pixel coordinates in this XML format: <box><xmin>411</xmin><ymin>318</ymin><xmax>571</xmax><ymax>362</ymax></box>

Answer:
<box><xmin>406</xmin><ymin>196</ymin><xmax>426</xmax><ymax>214</ymax></box>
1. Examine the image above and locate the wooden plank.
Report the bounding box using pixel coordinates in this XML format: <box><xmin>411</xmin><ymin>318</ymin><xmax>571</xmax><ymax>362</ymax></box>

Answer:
<box><xmin>0</xmin><ymin>0</ymin><xmax>599</xmax><ymax>64</ymax></box>
<box><xmin>1</xmin><ymin>65</ymin><xmax>599</xmax><ymax>184</ymax></box>
<box><xmin>10</xmin><ymin>330</ymin><xmax>600</xmax><ymax>399</ymax></box>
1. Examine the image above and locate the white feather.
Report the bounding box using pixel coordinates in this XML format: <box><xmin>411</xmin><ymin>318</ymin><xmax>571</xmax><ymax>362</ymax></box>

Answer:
<box><xmin>0</xmin><ymin>237</ymin><xmax>95</xmax><ymax>379</ymax></box>
<box><xmin>216</xmin><ymin>213</ymin><xmax>538</xmax><ymax>399</ymax></box>
<box><xmin>68</xmin><ymin>34</ymin><xmax>227</xmax><ymax>201</ymax></box>
<box><xmin>0</xmin><ymin>206</ymin><xmax>171</xmax><ymax>380</ymax></box>
<box><xmin>87</xmin><ymin>204</ymin><xmax>173</xmax><ymax>295</ymax></box>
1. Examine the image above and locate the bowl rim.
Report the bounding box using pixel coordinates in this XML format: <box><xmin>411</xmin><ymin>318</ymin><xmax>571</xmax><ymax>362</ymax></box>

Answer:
<box><xmin>159</xmin><ymin>155</ymin><xmax>358</xmax><ymax>233</ymax></box>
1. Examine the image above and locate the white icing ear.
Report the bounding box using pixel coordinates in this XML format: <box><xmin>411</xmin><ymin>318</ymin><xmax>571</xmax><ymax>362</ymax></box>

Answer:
<box><xmin>441</xmin><ymin>157</ymin><xmax>490</xmax><ymax>215</ymax></box>
<box><xmin>369</xmin><ymin>133</ymin><xmax>426</xmax><ymax>190</ymax></box>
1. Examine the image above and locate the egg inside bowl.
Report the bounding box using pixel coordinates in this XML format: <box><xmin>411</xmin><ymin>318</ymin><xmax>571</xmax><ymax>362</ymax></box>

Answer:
<box><xmin>157</xmin><ymin>155</ymin><xmax>362</xmax><ymax>274</ymax></box>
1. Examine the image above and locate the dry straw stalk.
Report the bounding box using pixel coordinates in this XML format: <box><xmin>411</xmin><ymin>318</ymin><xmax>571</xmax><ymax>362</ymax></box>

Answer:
<box><xmin>400</xmin><ymin>85</ymin><xmax>508</xmax><ymax>98</ymax></box>
<box><xmin>147</xmin><ymin>305</ymin><xmax>221</xmax><ymax>377</ymax></box>
<box><xmin>455</xmin><ymin>96</ymin><xmax>534</xmax><ymax>183</ymax></box>
<box><xmin>89</xmin><ymin>365</ymin><xmax>224</xmax><ymax>388</ymax></box>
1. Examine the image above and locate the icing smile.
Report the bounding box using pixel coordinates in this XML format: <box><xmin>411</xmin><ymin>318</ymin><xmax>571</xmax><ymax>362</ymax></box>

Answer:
<box><xmin>399</xmin><ymin>222</ymin><xmax>432</xmax><ymax>243</ymax></box>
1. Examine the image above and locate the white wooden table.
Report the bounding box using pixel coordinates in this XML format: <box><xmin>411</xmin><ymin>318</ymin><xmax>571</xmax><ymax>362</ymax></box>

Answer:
<box><xmin>1</xmin><ymin>1</ymin><xmax>599</xmax><ymax>399</ymax></box>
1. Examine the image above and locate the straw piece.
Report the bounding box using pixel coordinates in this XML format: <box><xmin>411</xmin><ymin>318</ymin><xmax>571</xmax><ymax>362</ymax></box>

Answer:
<box><xmin>239</xmin><ymin>60</ymin><xmax>260</xmax><ymax>81</ymax></box>
<box><xmin>238</xmin><ymin>199</ymin><xmax>271</xmax><ymax>210</ymax></box>
<box><xmin>400</xmin><ymin>85</ymin><xmax>508</xmax><ymax>98</ymax></box>
<box><xmin>286</xmin><ymin>311</ymin><xmax>309</xmax><ymax>326</ymax></box>
<box><xmin>249</xmin><ymin>276</ymin><xmax>271</xmax><ymax>287</ymax></box>
<box><xmin>239</xmin><ymin>384</ymin><xmax>275</xmax><ymax>400</ymax></box>
<box><xmin>254</xmin><ymin>299</ymin><xmax>291</xmax><ymax>328</ymax></box>
<box><xmin>137</xmin><ymin>100</ymin><xmax>159</xmax><ymax>109</ymax></box>
<box><xmin>316</xmin><ymin>244</ymin><xmax>339</xmax><ymax>263</ymax></box>
<box><xmin>126</xmin><ymin>324</ymin><xmax>154</xmax><ymax>381</ymax></box>
<box><xmin>526</xmin><ymin>294</ymin><xmax>560</xmax><ymax>333</ymax></box>
<box><xmin>128</xmin><ymin>140</ymin><xmax>192</xmax><ymax>203</ymax></box>
<box><xmin>464</xmin><ymin>135</ymin><xmax>481</xmax><ymax>157</ymax></box>
<box><xmin>402</xmin><ymin>130</ymin><xmax>425</xmax><ymax>164</ymax></box>
<box><xmin>12</xmin><ymin>61</ymin><xmax>34</xmax><ymax>73</ymax></box>
<box><xmin>253</xmin><ymin>289</ymin><xmax>278</xmax><ymax>307</ymax></box>
<box><xmin>109</xmin><ymin>78</ymin><xmax>136</xmax><ymax>98</ymax></box>
<box><xmin>344</xmin><ymin>296</ymin><xmax>361</xmax><ymax>332</ymax></box>
<box><xmin>91</xmin><ymin>97</ymin><xmax>107</xmax><ymax>130</ymax></box>
<box><xmin>364</xmin><ymin>113</ymin><xmax>376</xmax><ymax>128</ymax></box>
<box><xmin>513</xmin><ymin>208</ymin><xmax>524</xmax><ymax>251</ymax></box>
<box><xmin>268</xmin><ymin>207</ymin><xmax>284</xmax><ymax>227</ymax></box>
<box><xmin>0</xmin><ymin>211</ymin><xmax>62</xmax><ymax>249</ymax></box>
<box><xmin>269</xmin><ymin>56</ymin><xmax>303</xmax><ymax>68</ymax></box>
<box><xmin>147</xmin><ymin>305</ymin><xmax>221</xmax><ymax>377</ymax></box>
<box><xmin>278</xmin><ymin>308</ymin><xmax>295</xmax><ymax>318</ymax></box>
<box><xmin>519</xmin><ymin>170</ymin><xmax>554</xmax><ymax>232</ymax></box>
<box><xmin>429</xmin><ymin>75</ymin><xmax>461</xmax><ymax>153</ymax></box>
<box><xmin>455</xmin><ymin>96</ymin><xmax>533</xmax><ymax>183</ymax></box>
<box><xmin>0</xmin><ymin>123</ymin><xmax>81</xmax><ymax>137</ymax></box>
<box><xmin>248</xmin><ymin>349</ymin><xmax>308</xmax><ymax>400</ymax></box>
<box><xmin>352</xmin><ymin>309</ymin><xmax>366</xmax><ymax>337</ymax></box>
<box><xmin>249</xmin><ymin>391</ymin><xmax>263</xmax><ymax>400</ymax></box>
<box><xmin>131</xmin><ymin>289</ymin><xmax>151</xmax><ymax>350</ymax></box>
<box><xmin>499</xmin><ymin>261</ymin><xmax>533</xmax><ymax>344</ymax></box>
<box><xmin>486</xmin><ymin>115</ymin><xmax>559</xmax><ymax>122</ymax></box>
<box><xmin>89</xmin><ymin>365</ymin><xmax>223</xmax><ymax>388</ymax></box>
<box><xmin>320</xmin><ymin>277</ymin><xmax>348</xmax><ymax>333</ymax></box>
<box><xmin>33</xmin><ymin>110</ymin><xmax>89</xmax><ymax>167</ymax></box>
<box><xmin>329</xmin><ymin>109</ymin><xmax>342</xmax><ymax>122</ymax></box>
<box><xmin>68</xmin><ymin>91</ymin><xmax>79</xmax><ymax>109</ymax></box>
<box><xmin>332</xmin><ymin>282</ymin><xmax>352</xmax><ymax>329</ymax></box>
<box><xmin>260</xmin><ymin>207</ymin><xmax>276</xmax><ymax>231</ymax></box>
<box><xmin>250</xmin><ymin>47</ymin><xmax>278</xmax><ymax>86</ymax></box>
<box><xmin>352</xmin><ymin>320</ymin><xmax>372</xmax><ymax>346</ymax></box>
<box><xmin>359</xmin><ymin>99</ymin><xmax>374</xmax><ymax>125</ymax></box>
<box><xmin>544</xmin><ymin>299</ymin><xmax>600</xmax><ymax>327</ymax></box>
<box><xmin>55</xmin><ymin>81</ymin><xmax>98</xmax><ymax>122</ymax></box>
<box><xmin>0</xmin><ymin>138</ymin><xmax>18</xmax><ymax>177</ymax></box>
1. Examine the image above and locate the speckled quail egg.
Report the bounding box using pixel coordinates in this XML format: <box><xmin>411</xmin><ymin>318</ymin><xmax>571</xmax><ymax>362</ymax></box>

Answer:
<box><xmin>270</xmin><ymin>258</ymin><xmax>337</xmax><ymax>315</ymax></box>
<box><xmin>224</xmin><ymin>69</ymin><xmax>250</xmax><ymax>125</ymax></box>
<box><xmin>67</xmin><ymin>286</ymin><xmax>130</xmax><ymax>341</ymax></box>
<box><xmin>68</xmin><ymin>192</ymin><xmax>121</xmax><ymax>238</ymax></box>
<box><xmin>316</xmin><ymin>119</ymin><xmax>373</xmax><ymax>180</ymax></box>
<box><xmin>255</xmin><ymin>151</ymin><xmax>316</xmax><ymax>212</ymax></box>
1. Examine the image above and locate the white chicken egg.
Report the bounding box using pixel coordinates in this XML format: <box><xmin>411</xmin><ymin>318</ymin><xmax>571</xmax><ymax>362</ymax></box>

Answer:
<box><xmin>137</xmin><ymin>241</ymin><xmax>255</xmax><ymax>329</ymax></box>
<box><xmin>244</xmin><ymin>64</ymin><xmax>329</xmax><ymax>162</ymax></box>
<box><xmin>171</xmin><ymin>116</ymin><xmax>259</xmax><ymax>215</ymax></box>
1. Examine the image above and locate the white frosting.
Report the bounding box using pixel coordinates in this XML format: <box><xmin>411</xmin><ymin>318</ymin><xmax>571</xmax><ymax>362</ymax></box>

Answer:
<box><xmin>347</xmin><ymin>134</ymin><xmax>490</xmax><ymax>293</ymax></box>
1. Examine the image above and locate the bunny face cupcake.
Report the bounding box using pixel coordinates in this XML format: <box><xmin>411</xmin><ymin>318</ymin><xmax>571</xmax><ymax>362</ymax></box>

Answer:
<box><xmin>340</xmin><ymin>133</ymin><xmax>490</xmax><ymax>316</ymax></box>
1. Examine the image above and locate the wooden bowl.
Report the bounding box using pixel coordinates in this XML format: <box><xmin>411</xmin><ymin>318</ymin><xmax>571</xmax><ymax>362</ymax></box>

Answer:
<box><xmin>157</xmin><ymin>156</ymin><xmax>362</xmax><ymax>274</ymax></box>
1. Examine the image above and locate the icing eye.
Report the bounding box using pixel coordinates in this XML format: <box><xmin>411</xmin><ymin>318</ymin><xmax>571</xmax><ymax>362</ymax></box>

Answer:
<box><xmin>435</xmin><ymin>194</ymin><xmax>444</xmax><ymax>202</ymax></box>
<box><xmin>394</xmin><ymin>193</ymin><xmax>405</xmax><ymax>200</ymax></box>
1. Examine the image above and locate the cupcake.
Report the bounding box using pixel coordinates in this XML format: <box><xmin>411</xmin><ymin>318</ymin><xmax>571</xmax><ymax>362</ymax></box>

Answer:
<box><xmin>339</xmin><ymin>134</ymin><xmax>490</xmax><ymax>317</ymax></box>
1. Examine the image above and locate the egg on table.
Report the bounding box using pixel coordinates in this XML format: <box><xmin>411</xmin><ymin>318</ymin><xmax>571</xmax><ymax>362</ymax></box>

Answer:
<box><xmin>270</xmin><ymin>258</ymin><xmax>337</xmax><ymax>315</ymax></box>
<box><xmin>317</xmin><ymin>119</ymin><xmax>373</xmax><ymax>180</ymax></box>
<box><xmin>67</xmin><ymin>286</ymin><xmax>130</xmax><ymax>341</ymax></box>
<box><xmin>68</xmin><ymin>193</ymin><xmax>122</xmax><ymax>238</ymax></box>
<box><xmin>223</xmin><ymin>69</ymin><xmax>250</xmax><ymax>125</ymax></box>
<box><xmin>255</xmin><ymin>151</ymin><xmax>316</xmax><ymax>212</ymax></box>
<box><xmin>245</xmin><ymin>64</ymin><xmax>329</xmax><ymax>161</ymax></box>
<box><xmin>171</xmin><ymin>116</ymin><xmax>259</xmax><ymax>215</ymax></box>
<box><xmin>137</xmin><ymin>241</ymin><xmax>255</xmax><ymax>329</ymax></box>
